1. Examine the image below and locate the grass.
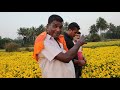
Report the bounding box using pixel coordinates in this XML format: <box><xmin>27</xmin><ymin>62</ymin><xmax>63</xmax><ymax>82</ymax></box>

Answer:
<box><xmin>0</xmin><ymin>47</ymin><xmax>33</xmax><ymax>52</ymax></box>
<box><xmin>83</xmin><ymin>39</ymin><xmax>120</xmax><ymax>48</ymax></box>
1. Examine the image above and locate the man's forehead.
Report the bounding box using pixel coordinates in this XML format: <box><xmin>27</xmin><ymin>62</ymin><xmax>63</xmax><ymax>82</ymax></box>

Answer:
<box><xmin>51</xmin><ymin>20</ymin><xmax>63</xmax><ymax>24</ymax></box>
<box><xmin>75</xmin><ymin>34</ymin><xmax>80</xmax><ymax>36</ymax></box>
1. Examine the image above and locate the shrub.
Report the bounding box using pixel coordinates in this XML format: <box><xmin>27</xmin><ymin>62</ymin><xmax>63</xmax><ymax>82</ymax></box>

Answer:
<box><xmin>5</xmin><ymin>42</ymin><xmax>20</xmax><ymax>52</ymax></box>
<box><xmin>24</xmin><ymin>47</ymin><xmax>33</xmax><ymax>52</ymax></box>
<box><xmin>89</xmin><ymin>34</ymin><xmax>101</xmax><ymax>42</ymax></box>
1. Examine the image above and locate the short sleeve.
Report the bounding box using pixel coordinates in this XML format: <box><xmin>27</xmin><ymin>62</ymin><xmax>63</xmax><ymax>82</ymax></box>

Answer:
<box><xmin>41</xmin><ymin>41</ymin><xmax>62</xmax><ymax>61</ymax></box>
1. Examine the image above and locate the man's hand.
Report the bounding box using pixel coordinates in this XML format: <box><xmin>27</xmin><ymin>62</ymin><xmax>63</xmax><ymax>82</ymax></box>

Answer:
<box><xmin>78</xmin><ymin>35</ymin><xmax>87</xmax><ymax>46</ymax></box>
<box><xmin>78</xmin><ymin>57</ymin><xmax>86</xmax><ymax>66</ymax></box>
<box><xmin>74</xmin><ymin>57</ymin><xmax>86</xmax><ymax>66</ymax></box>
<box><xmin>78</xmin><ymin>60</ymin><xmax>86</xmax><ymax>66</ymax></box>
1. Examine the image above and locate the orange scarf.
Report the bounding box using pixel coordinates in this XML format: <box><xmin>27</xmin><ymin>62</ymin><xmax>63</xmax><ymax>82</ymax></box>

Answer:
<box><xmin>33</xmin><ymin>31</ymin><xmax>68</xmax><ymax>61</ymax></box>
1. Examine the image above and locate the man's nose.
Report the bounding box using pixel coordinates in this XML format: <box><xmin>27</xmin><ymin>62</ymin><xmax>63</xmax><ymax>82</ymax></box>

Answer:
<box><xmin>56</xmin><ymin>27</ymin><xmax>61</xmax><ymax>31</ymax></box>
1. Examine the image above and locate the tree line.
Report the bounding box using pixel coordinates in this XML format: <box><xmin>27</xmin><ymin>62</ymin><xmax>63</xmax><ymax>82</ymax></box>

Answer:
<box><xmin>0</xmin><ymin>22</ymin><xmax>69</xmax><ymax>49</ymax></box>
<box><xmin>0</xmin><ymin>17</ymin><xmax>120</xmax><ymax>49</ymax></box>
<box><xmin>88</xmin><ymin>17</ymin><xmax>120</xmax><ymax>42</ymax></box>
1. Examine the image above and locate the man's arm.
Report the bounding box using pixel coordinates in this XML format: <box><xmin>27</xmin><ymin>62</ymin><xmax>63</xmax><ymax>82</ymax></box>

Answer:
<box><xmin>55</xmin><ymin>35</ymin><xmax>87</xmax><ymax>63</ymax></box>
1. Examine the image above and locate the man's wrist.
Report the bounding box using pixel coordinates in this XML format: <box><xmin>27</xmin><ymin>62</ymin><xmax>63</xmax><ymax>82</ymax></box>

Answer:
<box><xmin>79</xmin><ymin>41</ymin><xmax>83</xmax><ymax>46</ymax></box>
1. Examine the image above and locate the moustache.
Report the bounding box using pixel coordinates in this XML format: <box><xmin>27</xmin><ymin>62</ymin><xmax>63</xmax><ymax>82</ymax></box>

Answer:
<box><xmin>56</xmin><ymin>32</ymin><xmax>61</xmax><ymax>35</ymax></box>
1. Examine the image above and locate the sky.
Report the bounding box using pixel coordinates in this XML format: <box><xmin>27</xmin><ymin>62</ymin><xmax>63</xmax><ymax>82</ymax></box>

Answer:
<box><xmin>0</xmin><ymin>12</ymin><xmax>120</xmax><ymax>39</ymax></box>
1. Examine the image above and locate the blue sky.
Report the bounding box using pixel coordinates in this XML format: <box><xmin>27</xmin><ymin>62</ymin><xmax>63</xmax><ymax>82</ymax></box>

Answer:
<box><xmin>0</xmin><ymin>12</ymin><xmax>120</xmax><ymax>39</ymax></box>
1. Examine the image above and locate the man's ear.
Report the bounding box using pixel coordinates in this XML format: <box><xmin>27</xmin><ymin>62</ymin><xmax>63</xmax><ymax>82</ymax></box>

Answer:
<box><xmin>46</xmin><ymin>24</ymin><xmax>49</xmax><ymax>33</ymax></box>
<box><xmin>46</xmin><ymin>24</ymin><xmax>49</xmax><ymax>28</ymax></box>
<box><xmin>68</xmin><ymin>29</ymin><xmax>71</xmax><ymax>32</ymax></box>
<box><xmin>69</xmin><ymin>29</ymin><xmax>73</xmax><ymax>33</ymax></box>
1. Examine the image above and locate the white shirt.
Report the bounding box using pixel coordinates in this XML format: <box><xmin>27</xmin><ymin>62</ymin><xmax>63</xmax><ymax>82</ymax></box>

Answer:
<box><xmin>38</xmin><ymin>34</ymin><xmax>75</xmax><ymax>78</ymax></box>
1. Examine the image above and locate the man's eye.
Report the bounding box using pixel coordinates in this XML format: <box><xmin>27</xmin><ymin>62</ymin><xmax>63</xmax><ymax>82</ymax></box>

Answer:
<box><xmin>53</xmin><ymin>25</ymin><xmax>57</xmax><ymax>28</ymax></box>
<box><xmin>59</xmin><ymin>26</ymin><xmax>63</xmax><ymax>29</ymax></box>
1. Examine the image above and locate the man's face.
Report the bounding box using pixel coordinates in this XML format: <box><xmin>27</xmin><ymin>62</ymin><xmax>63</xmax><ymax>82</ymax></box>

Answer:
<box><xmin>75</xmin><ymin>33</ymin><xmax>81</xmax><ymax>39</ymax></box>
<box><xmin>74</xmin><ymin>33</ymin><xmax>80</xmax><ymax>41</ymax></box>
<box><xmin>47</xmin><ymin>20</ymin><xmax>63</xmax><ymax>39</ymax></box>
<box><xmin>70</xmin><ymin>28</ymin><xmax>79</xmax><ymax>38</ymax></box>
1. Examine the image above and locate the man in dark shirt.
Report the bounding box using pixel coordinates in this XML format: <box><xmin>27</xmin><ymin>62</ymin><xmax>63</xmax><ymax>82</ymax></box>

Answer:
<box><xmin>64</xmin><ymin>22</ymin><xmax>86</xmax><ymax>78</ymax></box>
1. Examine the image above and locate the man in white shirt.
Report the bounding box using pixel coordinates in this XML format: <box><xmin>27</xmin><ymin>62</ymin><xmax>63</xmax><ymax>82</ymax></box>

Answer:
<box><xmin>34</xmin><ymin>14</ymin><xmax>87</xmax><ymax>78</ymax></box>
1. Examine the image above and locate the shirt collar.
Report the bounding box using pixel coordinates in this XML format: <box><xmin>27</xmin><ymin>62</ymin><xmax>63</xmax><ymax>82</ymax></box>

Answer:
<box><xmin>46</xmin><ymin>34</ymin><xmax>53</xmax><ymax>40</ymax></box>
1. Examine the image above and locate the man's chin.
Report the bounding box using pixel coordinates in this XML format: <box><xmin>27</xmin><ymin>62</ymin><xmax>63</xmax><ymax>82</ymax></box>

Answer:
<box><xmin>54</xmin><ymin>37</ymin><xmax>58</xmax><ymax>40</ymax></box>
<box><xmin>54</xmin><ymin>35</ymin><xmax>60</xmax><ymax>39</ymax></box>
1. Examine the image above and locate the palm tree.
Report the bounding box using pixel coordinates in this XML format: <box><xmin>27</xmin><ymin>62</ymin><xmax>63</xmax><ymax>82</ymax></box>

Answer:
<box><xmin>35</xmin><ymin>24</ymin><xmax>45</xmax><ymax>36</ymax></box>
<box><xmin>107</xmin><ymin>23</ymin><xmax>116</xmax><ymax>39</ymax></box>
<box><xmin>108</xmin><ymin>23</ymin><xmax>116</xmax><ymax>33</ymax></box>
<box><xmin>63</xmin><ymin>22</ymin><xmax>69</xmax><ymax>32</ymax></box>
<box><xmin>17</xmin><ymin>27</ymin><xmax>29</xmax><ymax>37</ymax></box>
<box><xmin>17</xmin><ymin>27</ymin><xmax>30</xmax><ymax>45</ymax></box>
<box><xmin>28</xmin><ymin>27</ymin><xmax>36</xmax><ymax>44</ymax></box>
<box><xmin>89</xmin><ymin>24</ymin><xmax>100</xmax><ymax>42</ymax></box>
<box><xmin>96</xmin><ymin>17</ymin><xmax>108</xmax><ymax>40</ymax></box>
<box><xmin>89</xmin><ymin>24</ymin><xmax>98</xmax><ymax>34</ymax></box>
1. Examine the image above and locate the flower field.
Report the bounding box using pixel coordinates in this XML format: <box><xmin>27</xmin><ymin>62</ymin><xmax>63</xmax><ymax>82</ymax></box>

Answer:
<box><xmin>0</xmin><ymin>51</ymin><xmax>42</xmax><ymax>78</ymax></box>
<box><xmin>0</xmin><ymin>40</ymin><xmax>120</xmax><ymax>78</ymax></box>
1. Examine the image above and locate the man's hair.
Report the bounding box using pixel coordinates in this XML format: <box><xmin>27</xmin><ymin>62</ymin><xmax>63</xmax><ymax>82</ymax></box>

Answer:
<box><xmin>68</xmin><ymin>22</ymin><xmax>80</xmax><ymax>30</ymax></box>
<box><xmin>77</xmin><ymin>31</ymin><xmax>81</xmax><ymax>34</ymax></box>
<box><xmin>48</xmin><ymin>14</ymin><xmax>63</xmax><ymax>24</ymax></box>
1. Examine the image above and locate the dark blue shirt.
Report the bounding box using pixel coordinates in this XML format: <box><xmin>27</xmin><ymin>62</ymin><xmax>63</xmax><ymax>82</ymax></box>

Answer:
<box><xmin>64</xmin><ymin>32</ymin><xmax>78</xmax><ymax>64</ymax></box>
